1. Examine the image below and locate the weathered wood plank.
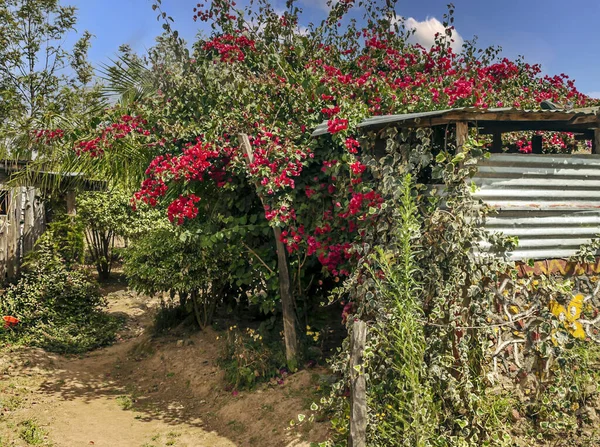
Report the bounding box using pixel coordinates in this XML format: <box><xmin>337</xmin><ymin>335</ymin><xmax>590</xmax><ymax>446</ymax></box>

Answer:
<box><xmin>349</xmin><ymin>320</ymin><xmax>367</xmax><ymax>447</ymax></box>
<box><xmin>6</xmin><ymin>188</ymin><xmax>23</xmax><ymax>279</ymax></box>
<box><xmin>66</xmin><ymin>190</ymin><xmax>76</xmax><ymax>215</ymax></box>
<box><xmin>0</xmin><ymin>216</ymin><xmax>7</xmax><ymax>281</ymax></box>
<box><xmin>32</xmin><ymin>190</ymin><xmax>45</xmax><ymax>248</ymax></box>
<box><xmin>22</xmin><ymin>187</ymin><xmax>35</xmax><ymax>254</ymax></box>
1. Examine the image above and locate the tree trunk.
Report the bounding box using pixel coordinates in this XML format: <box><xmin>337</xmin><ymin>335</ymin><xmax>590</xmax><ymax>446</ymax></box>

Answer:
<box><xmin>238</xmin><ymin>133</ymin><xmax>298</xmax><ymax>370</ymax></box>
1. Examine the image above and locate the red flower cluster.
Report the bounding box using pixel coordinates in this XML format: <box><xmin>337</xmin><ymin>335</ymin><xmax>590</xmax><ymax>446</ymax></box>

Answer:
<box><xmin>327</xmin><ymin>118</ymin><xmax>348</xmax><ymax>134</ymax></box>
<box><xmin>75</xmin><ymin>137</ymin><xmax>103</xmax><ymax>157</ymax></box>
<box><xmin>264</xmin><ymin>204</ymin><xmax>296</xmax><ymax>222</ymax></box>
<box><xmin>203</xmin><ymin>34</ymin><xmax>256</xmax><ymax>63</ymax></box>
<box><xmin>247</xmin><ymin>130</ymin><xmax>311</xmax><ymax>196</ymax></box>
<box><xmin>34</xmin><ymin>129</ymin><xmax>64</xmax><ymax>144</ymax></box>
<box><xmin>345</xmin><ymin>137</ymin><xmax>360</xmax><ymax>154</ymax></box>
<box><xmin>167</xmin><ymin>194</ymin><xmax>201</xmax><ymax>225</ymax></box>
<box><xmin>134</xmin><ymin>138</ymin><xmax>232</xmax><ymax>220</ymax></box>
<box><xmin>75</xmin><ymin>115</ymin><xmax>149</xmax><ymax>158</ymax></box>
<box><xmin>350</xmin><ymin>161</ymin><xmax>366</xmax><ymax>175</ymax></box>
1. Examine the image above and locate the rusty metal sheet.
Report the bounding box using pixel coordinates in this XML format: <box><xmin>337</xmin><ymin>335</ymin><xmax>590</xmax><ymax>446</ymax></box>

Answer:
<box><xmin>477</xmin><ymin>154</ymin><xmax>600</xmax><ymax>260</ymax></box>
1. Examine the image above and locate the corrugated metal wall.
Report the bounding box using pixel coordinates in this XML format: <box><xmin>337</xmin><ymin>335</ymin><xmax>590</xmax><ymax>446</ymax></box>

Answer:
<box><xmin>474</xmin><ymin>153</ymin><xmax>600</xmax><ymax>260</ymax></box>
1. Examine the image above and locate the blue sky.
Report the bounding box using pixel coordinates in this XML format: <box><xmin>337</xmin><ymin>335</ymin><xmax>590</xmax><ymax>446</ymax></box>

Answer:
<box><xmin>70</xmin><ymin>0</ymin><xmax>600</xmax><ymax>97</ymax></box>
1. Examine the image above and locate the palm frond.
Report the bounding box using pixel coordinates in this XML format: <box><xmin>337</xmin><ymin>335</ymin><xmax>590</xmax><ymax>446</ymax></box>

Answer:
<box><xmin>98</xmin><ymin>56</ymin><xmax>157</xmax><ymax>106</ymax></box>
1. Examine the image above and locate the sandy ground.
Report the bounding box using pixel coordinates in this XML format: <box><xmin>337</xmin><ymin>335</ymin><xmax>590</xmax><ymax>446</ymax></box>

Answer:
<box><xmin>0</xmin><ymin>285</ymin><xmax>329</xmax><ymax>447</ymax></box>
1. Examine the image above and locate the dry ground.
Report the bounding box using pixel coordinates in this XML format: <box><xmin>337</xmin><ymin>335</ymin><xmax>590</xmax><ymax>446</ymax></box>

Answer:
<box><xmin>0</xmin><ymin>285</ymin><xmax>330</xmax><ymax>447</ymax></box>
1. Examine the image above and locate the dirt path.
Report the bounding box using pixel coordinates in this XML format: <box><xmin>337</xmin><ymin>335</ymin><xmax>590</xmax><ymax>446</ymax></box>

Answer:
<box><xmin>0</xmin><ymin>286</ymin><xmax>328</xmax><ymax>447</ymax></box>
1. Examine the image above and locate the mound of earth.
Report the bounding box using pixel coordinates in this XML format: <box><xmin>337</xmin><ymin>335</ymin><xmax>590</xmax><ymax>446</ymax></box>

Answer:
<box><xmin>0</xmin><ymin>285</ymin><xmax>330</xmax><ymax>447</ymax></box>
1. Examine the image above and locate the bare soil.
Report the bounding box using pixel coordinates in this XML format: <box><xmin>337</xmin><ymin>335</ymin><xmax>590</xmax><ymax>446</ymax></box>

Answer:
<box><xmin>0</xmin><ymin>284</ymin><xmax>330</xmax><ymax>447</ymax></box>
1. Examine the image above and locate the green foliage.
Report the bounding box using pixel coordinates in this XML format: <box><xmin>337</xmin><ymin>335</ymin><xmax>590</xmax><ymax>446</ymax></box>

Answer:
<box><xmin>115</xmin><ymin>395</ymin><xmax>134</xmax><ymax>411</ymax></box>
<box><xmin>18</xmin><ymin>419</ymin><xmax>47</xmax><ymax>445</ymax></box>
<box><xmin>151</xmin><ymin>299</ymin><xmax>191</xmax><ymax>334</ymax></box>
<box><xmin>24</xmin><ymin>214</ymin><xmax>85</xmax><ymax>268</ymax></box>
<box><xmin>218</xmin><ymin>326</ymin><xmax>286</xmax><ymax>390</ymax></box>
<box><xmin>0</xmin><ymin>240</ymin><xmax>120</xmax><ymax>353</ymax></box>
<box><xmin>364</xmin><ymin>174</ymin><xmax>439</xmax><ymax>446</ymax></box>
<box><xmin>123</xmin><ymin>208</ymin><xmax>280</xmax><ymax>328</ymax></box>
<box><xmin>320</xmin><ymin>129</ymin><xmax>600</xmax><ymax>446</ymax></box>
<box><xmin>0</xmin><ymin>0</ymin><xmax>99</xmax><ymax>158</ymax></box>
<box><xmin>77</xmin><ymin>189</ymin><xmax>165</xmax><ymax>279</ymax></box>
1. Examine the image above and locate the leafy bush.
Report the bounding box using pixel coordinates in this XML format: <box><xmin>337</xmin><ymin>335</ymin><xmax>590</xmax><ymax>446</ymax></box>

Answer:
<box><xmin>219</xmin><ymin>325</ymin><xmax>286</xmax><ymax>390</ymax></box>
<box><xmin>23</xmin><ymin>214</ymin><xmax>85</xmax><ymax>269</ymax></box>
<box><xmin>124</xmin><ymin>221</ymin><xmax>274</xmax><ymax>329</ymax></box>
<box><xmin>77</xmin><ymin>189</ymin><xmax>166</xmax><ymax>279</ymax></box>
<box><xmin>0</xmin><ymin>239</ymin><xmax>121</xmax><ymax>353</ymax></box>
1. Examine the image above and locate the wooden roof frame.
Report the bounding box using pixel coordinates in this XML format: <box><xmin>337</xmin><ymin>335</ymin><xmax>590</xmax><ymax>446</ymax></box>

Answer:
<box><xmin>311</xmin><ymin>106</ymin><xmax>600</xmax><ymax>155</ymax></box>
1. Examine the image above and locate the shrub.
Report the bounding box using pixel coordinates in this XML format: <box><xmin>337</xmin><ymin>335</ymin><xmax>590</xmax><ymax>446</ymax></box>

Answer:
<box><xmin>23</xmin><ymin>214</ymin><xmax>85</xmax><ymax>269</ymax></box>
<box><xmin>218</xmin><ymin>325</ymin><xmax>287</xmax><ymax>390</ymax></box>
<box><xmin>0</xmin><ymin>239</ymin><xmax>121</xmax><ymax>353</ymax></box>
<box><xmin>124</xmin><ymin>225</ymin><xmax>254</xmax><ymax>329</ymax></box>
<box><xmin>77</xmin><ymin>189</ymin><xmax>166</xmax><ymax>280</ymax></box>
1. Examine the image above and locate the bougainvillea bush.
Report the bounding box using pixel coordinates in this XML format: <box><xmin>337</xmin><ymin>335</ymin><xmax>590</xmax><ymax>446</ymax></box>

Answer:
<box><xmin>36</xmin><ymin>0</ymin><xmax>600</xmax><ymax>444</ymax></box>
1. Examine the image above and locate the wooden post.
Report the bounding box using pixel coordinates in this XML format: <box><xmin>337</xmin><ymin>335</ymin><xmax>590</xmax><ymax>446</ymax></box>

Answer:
<box><xmin>349</xmin><ymin>320</ymin><xmax>367</xmax><ymax>447</ymax></box>
<box><xmin>593</xmin><ymin>129</ymin><xmax>600</xmax><ymax>154</ymax></box>
<box><xmin>32</xmin><ymin>189</ymin><xmax>45</xmax><ymax>246</ymax></box>
<box><xmin>492</xmin><ymin>132</ymin><xmax>503</xmax><ymax>153</ymax></box>
<box><xmin>0</xmin><ymin>212</ymin><xmax>7</xmax><ymax>281</ymax></box>
<box><xmin>532</xmin><ymin>134</ymin><xmax>543</xmax><ymax>154</ymax></box>
<box><xmin>238</xmin><ymin>133</ymin><xmax>298</xmax><ymax>369</ymax></box>
<box><xmin>6</xmin><ymin>188</ymin><xmax>23</xmax><ymax>279</ymax></box>
<box><xmin>66</xmin><ymin>190</ymin><xmax>77</xmax><ymax>216</ymax></box>
<box><xmin>455</xmin><ymin>121</ymin><xmax>468</xmax><ymax>153</ymax></box>
<box><xmin>22</xmin><ymin>187</ymin><xmax>35</xmax><ymax>255</ymax></box>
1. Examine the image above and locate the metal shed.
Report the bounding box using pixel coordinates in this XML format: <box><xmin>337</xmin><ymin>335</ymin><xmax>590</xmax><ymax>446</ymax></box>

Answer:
<box><xmin>313</xmin><ymin>106</ymin><xmax>600</xmax><ymax>262</ymax></box>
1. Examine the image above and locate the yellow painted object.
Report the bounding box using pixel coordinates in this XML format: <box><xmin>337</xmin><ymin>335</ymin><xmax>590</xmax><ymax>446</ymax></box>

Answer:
<box><xmin>549</xmin><ymin>294</ymin><xmax>586</xmax><ymax>339</ymax></box>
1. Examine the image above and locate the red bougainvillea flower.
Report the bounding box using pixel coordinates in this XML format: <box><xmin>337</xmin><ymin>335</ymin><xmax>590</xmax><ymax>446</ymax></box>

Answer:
<box><xmin>327</xmin><ymin>118</ymin><xmax>349</xmax><ymax>134</ymax></box>
<box><xmin>167</xmin><ymin>194</ymin><xmax>202</xmax><ymax>225</ymax></box>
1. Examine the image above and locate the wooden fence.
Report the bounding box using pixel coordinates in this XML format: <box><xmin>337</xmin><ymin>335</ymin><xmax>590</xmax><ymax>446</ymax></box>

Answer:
<box><xmin>0</xmin><ymin>187</ymin><xmax>45</xmax><ymax>281</ymax></box>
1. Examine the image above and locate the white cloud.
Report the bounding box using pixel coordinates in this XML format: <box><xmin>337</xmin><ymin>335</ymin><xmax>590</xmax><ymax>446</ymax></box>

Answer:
<box><xmin>586</xmin><ymin>91</ymin><xmax>600</xmax><ymax>99</ymax></box>
<box><xmin>305</xmin><ymin>0</ymin><xmax>337</xmax><ymax>12</ymax></box>
<box><xmin>403</xmin><ymin>16</ymin><xmax>464</xmax><ymax>53</ymax></box>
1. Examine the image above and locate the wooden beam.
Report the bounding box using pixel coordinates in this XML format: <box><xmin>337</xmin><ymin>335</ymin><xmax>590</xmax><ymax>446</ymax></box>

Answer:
<box><xmin>455</xmin><ymin>121</ymin><xmax>468</xmax><ymax>153</ymax></box>
<box><xmin>238</xmin><ymin>133</ymin><xmax>298</xmax><ymax>369</ymax></box>
<box><xmin>568</xmin><ymin>114</ymin><xmax>600</xmax><ymax>126</ymax></box>
<box><xmin>593</xmin><ymin>129</ymin><xmax>600</xmax><ymax>155</ymax></box>
<box><xmin>479</xmin><ymin>124</ymin><xmax>596</xmax><ymax>135</ymax></box>
<box><xmin>349</xmin><ymin>320</ymin><xmax>367</xmax><ymax>447</ymax></box>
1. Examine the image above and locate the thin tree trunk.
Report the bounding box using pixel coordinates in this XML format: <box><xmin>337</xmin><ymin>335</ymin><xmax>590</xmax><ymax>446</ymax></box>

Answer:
<box><xmin>238</xmin><ymin>133</ymin><xmax>298</xmax><ymax>370</ymax></box>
